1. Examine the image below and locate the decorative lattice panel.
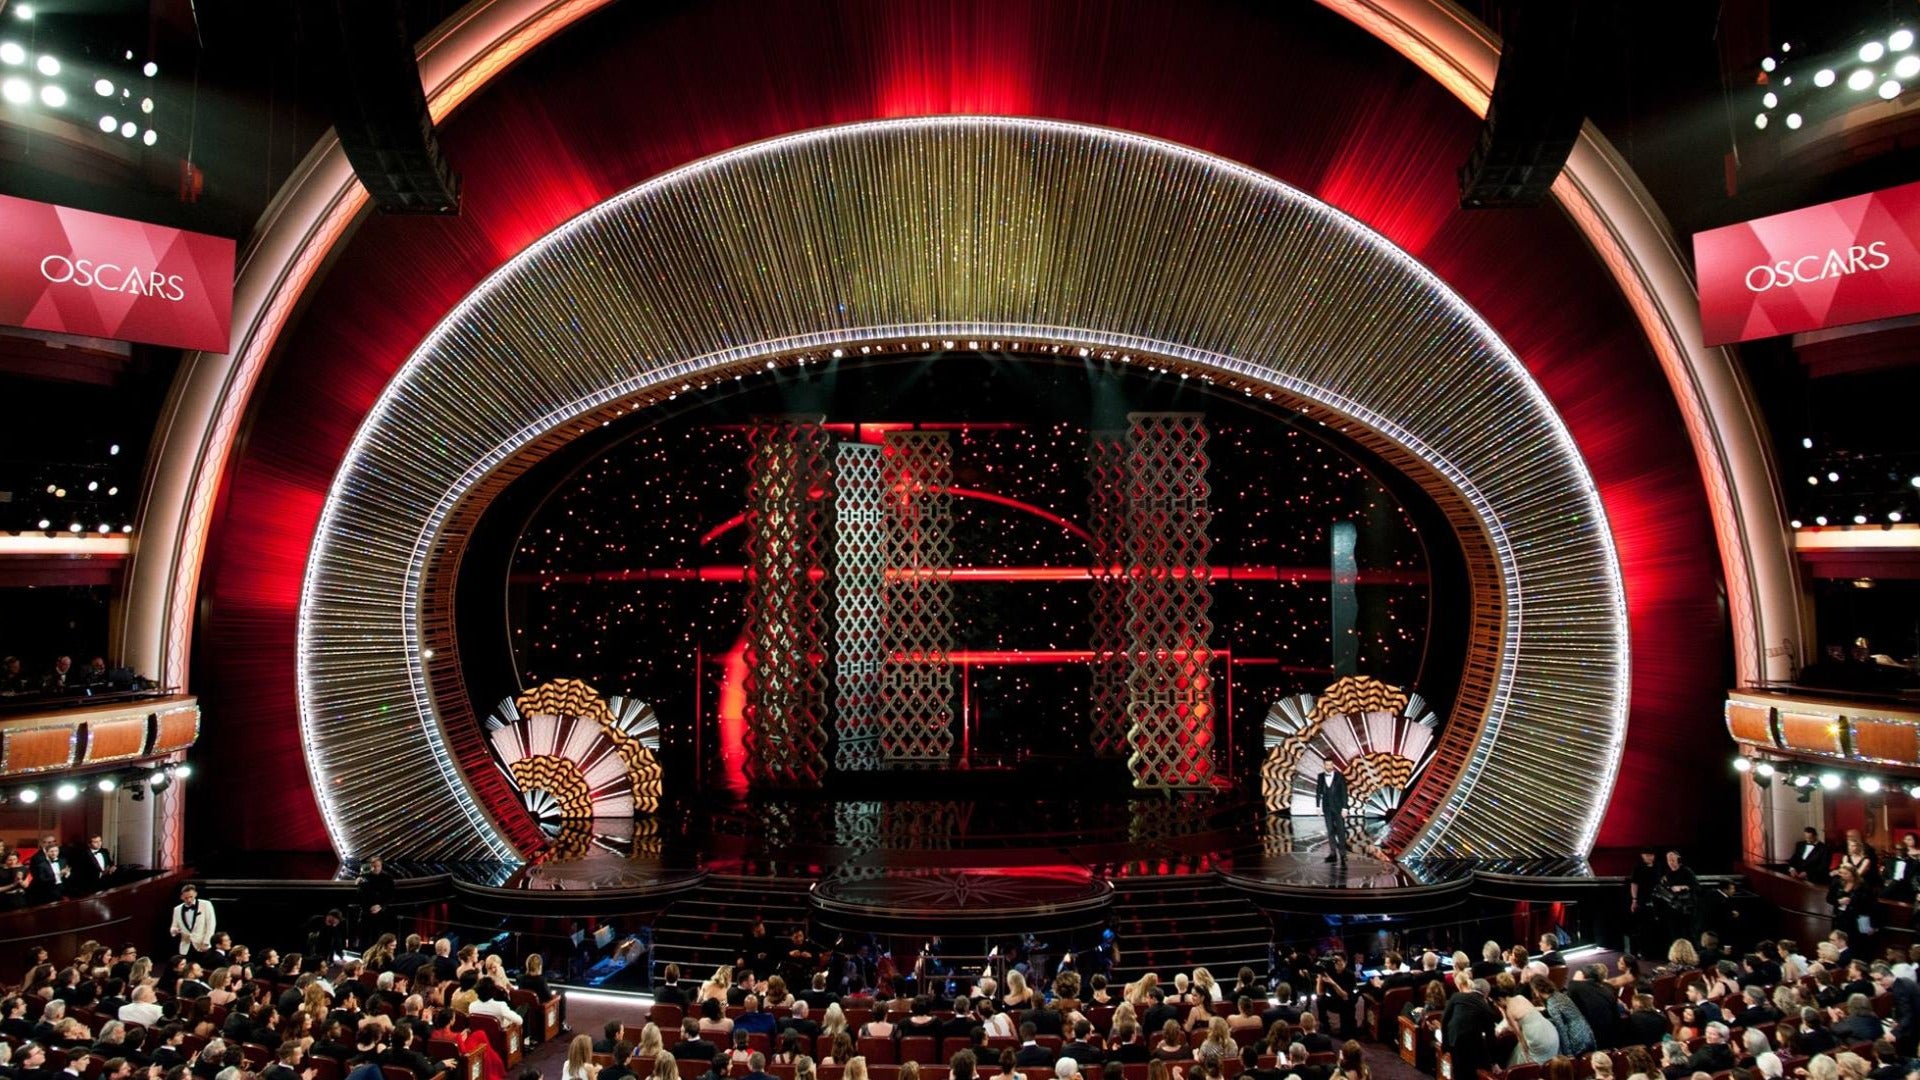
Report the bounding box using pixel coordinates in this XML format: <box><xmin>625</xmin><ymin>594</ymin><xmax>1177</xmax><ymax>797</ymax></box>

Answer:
<box><xmin>1087</xmin><ymin>433</ymin><xmax>1131</xmax><ymax>758</ymax></box>
<box><xmin>742</xmin><ymin>419</ymin><xmax>833</xmax><ymax>787</ymax></box>
<box><xmin>1122</xmin><ymin>413</ymin><xmax>1216</xmax><ymax>789</ymax></box>
<box><xmin>878</xmin><ymin>431</ymin><xmax>955</xmax><ymax>766</ymax></box>
<box><xmin>834</xmin><ymin>443</ymin><xmax>887</xmax><ymax>771</ymax></box>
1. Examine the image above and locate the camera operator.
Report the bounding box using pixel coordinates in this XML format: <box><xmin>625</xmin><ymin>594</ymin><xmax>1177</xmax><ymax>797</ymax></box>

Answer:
<box><xmin>1314</xmin><ymin>953</ymin><xmax>1356</xmax><ymax>1037</ymax></box>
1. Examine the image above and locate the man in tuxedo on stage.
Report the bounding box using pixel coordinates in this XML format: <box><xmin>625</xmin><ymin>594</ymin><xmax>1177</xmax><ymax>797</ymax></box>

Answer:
<box><xmin>71</xmin><ymin>835</ymin><xmax>115</xmax><ymax>896</ymax></box>
<box><xmin>170</xmin><ymin>883</ymin><xmax>216</xmax><ymax>957</ymax></box>
<box><xmin>1315</xmin><ymin>761</ymin><xmax>1349</xmax><ymax>862</ymax></box>
<box><xmin>26</xmin><ymin>836</ymin><xmax>70</xmax><ymax>905</ymax></box>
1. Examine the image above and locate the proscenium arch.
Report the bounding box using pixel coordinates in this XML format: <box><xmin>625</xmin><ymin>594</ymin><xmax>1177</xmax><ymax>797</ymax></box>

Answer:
<box><xmin>295</xmin><ymin>116</ymin><xmax>1627</xmax><ymax>862</ymax></box>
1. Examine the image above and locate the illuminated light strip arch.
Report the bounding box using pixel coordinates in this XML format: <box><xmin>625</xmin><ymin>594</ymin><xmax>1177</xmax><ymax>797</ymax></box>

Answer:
<box><xmin>121</xmin><ymin>0</ymin><xmax>1798</xmax><ymax>857</ymax></box>
<box><xmin>296</xmin><ymin>116</ymin><xmax>1624</xmax><ymax>860</ymax></box>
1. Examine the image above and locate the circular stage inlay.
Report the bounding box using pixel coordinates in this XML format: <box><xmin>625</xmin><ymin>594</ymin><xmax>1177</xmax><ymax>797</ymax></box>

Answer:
<box><xmin>812</xmin><ymin>868</ymin><xmax>1114</xmax><ymax>932</ymax></box>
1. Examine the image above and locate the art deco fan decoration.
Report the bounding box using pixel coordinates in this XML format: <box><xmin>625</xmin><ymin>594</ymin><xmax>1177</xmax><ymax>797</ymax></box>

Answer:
<box><xmin>1261</xmin><ymin>675</ymin><xmax>1437</xmax><ymax>817</ymax></box>
<box><xmin>484</xmin><ymin>678</ymin><xmax>664</xmax><ymax>845</ymax></box>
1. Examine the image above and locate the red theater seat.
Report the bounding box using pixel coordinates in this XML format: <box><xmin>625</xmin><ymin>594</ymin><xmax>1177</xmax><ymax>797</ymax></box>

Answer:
<box><xmin>859</xmin><ymin>1037</ymin><xmax>898</xmax><ymax>1065</ymax></box>
<box><xmin>900</xmin><ymin>1037</ymin><xmax>937</xmax><ymax>1064</ymax></box>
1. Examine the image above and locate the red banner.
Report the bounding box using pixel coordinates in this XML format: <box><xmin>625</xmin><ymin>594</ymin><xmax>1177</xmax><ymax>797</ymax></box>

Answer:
<box><xmin>1694</xmin><ymin>179</ymin><xmax>1920</xmax><ymax>347</ymax></box>
<box><xmin>0</xmin><ymin>193</ymin><xmax>235</xmax><ymax>353</ymax></box>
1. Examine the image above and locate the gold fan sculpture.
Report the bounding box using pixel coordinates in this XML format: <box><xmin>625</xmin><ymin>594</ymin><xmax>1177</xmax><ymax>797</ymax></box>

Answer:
<box><xmin>484</xmin><ymin>678</ymin><xmax>664</xmax><ymax>847</ymax></box>
<box><xmin>1261</xmin><ymin>675</ymin><xmax>1437</xmax><ymax>819</ymax></box>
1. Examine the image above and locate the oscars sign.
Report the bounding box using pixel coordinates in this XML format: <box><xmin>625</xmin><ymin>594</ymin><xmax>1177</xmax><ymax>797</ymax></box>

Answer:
<box><xmin>0</xmin><ymin>193</ymin><xmax>236</xmax><ymax>353</ymax></box>
<box><xmin>1694</xmin><ymin>179</ymin><xmax>1920</xmax><ymax>347</ymax></box>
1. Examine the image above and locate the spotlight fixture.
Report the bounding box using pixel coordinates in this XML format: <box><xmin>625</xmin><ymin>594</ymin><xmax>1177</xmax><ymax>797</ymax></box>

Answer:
<box><xmin>1849</xmin><ymin>69</ymin><xmax>1877</xmax><ymax>91</ymax></box>
<box><xmin>1803</xmin><ymin>436</ymin><xmax>1815</xmax><ymax>449</ymax></box>
<box><xmin>1755</xmin><ymin>113</ymin><xmax>1769</xmax><ymax>130</ymax></box>
<box><xmin>1787</xmin><ymin>113</ymin><xmax>1803</xmax><ymax>129</ymax></box>
<box><xmin>36</xmin><ymin>519</ymin><xmax>48</xmax><ymax>530</ymax></box>
<box><xmin>12</xmin><ymin>5</ymin><xmax>30</xmax><ymax>19</ymax></box>
<box><xmin>148</xmin><ymin>769</ymin><xmax>169</xmax><ymax>792</ymax></box>
<box><xmin>1900</xmin><ymin>56</ymin><xmax>1920</xmax><ymax>80</ymax></box>
<box><xmin>1891</xmin><ymin>29</ymin><xmax>1915</xmax><ymax>52</ymax></box>
<box><xmin>141</xmin><ymin>61</ymin><xmax>156</xmax><ymax>78</ymax></box>
<box><xmin>1863</xmin><ymin>41</ymin><xmax>1888</xmax><ymax>63</ymax></box>
<box><xmin>1829</xmin><ymin>471</ymin><xmax>1841</xmax><ymax>482</ymax></box>
<box><xmin>53</xmin><ymin>782</ymin><xmax>77</xmax><ymax>802</ymax></box>
<box><xmin>1909</xmin><ymin>784</ymin><xmax>1920</xmax><ymax>800</ymax></box>
<box><xmin>33</xmin><ymin>54</ymin><xmax>56</xmax><ymax>76</ymax></box>
<box><xmin>17</xmin><ymin>787</ymin><xmax>38</xmax><ymax>804</ymax></box>
<box><xmin>97</xmin><ymin>114</ymin><xmax>114</xmax><ymax>132</ymax></box>
<box><xmin>1861</xmin><ymin>776</ymin><xmax>1884</xmax><ymax>794</ymax></box>
<box><xmin>95</xmin><ymin>776</ymin><xmax>116</xmax><ymax>793</ymax></box>
<box><xmin>37</xmin><ymin>83</ymin><xmax>64</xmax><ymax>108</ymax></box>
<box><xmin>0</xmin><ymin>76</ymin><xmax>25</xmax><ymax>105</ymax></box>
<box><xmin>173</xmin><ymin>762</ymin><xmax>192</xmax><ymax>780</ymax></box>
<box><xmin>118</xmin><ymin>120</ymin><xmax>134</xmax><ymax>138</ymax></box>
<box><xmin>140</xmin><ymin>129</ymin><xmax>154</xmax><ymax>146</ymax></box>
<box><xmin>1815</xmin><ymin>68</ymin><xmax>1837</xmax><ymax>87</ymax></box>
<box><xmin>92</xmin><ymin>78</ymin><xmax>111</xmax><ymax>96</ymax></box>
<box><xmin>1734</xmin><ymin>756</ymin><xmax>1753</xmax><ymax>772</ymax></box>
<box><xmin>1816</xmin><ymin>516</ymin><xmax>1830</xmax><ymax>526</ymax></box>
<box><xmin>1820</xmin><ymin>771</ymin><xmax>1843</xmax><ymax>790</ymax></box>
<box><xmin>1756</xmin><ymin>762</ymin><xmax>1776</xmax><ymax>778</ymax></box>
<box><xmin>1793</xmin><ymin>773</ymin><xmax>1814</xmax><ymax>788</ymax></box>
<box><xmin>1763</xmin><ymin>92</ymin><xmax>1779</xmax><ymax>108</ymax></box>
<box><xmin>1791</xmin><ymin>520</ymin><xmax>1804</xmax><ymax>529</ymax></box>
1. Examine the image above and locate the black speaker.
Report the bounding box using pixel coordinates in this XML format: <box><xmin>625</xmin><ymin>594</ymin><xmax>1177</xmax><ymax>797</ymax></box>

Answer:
<box><xmin>306</xmin><ymin>0</ymin><xmax>461</xmax><ymax>214</ymax></box>
<box><xmin>1457</xmin><ymin>2</ymin><xmax>1588</xmax><ymax>209</ymax></box>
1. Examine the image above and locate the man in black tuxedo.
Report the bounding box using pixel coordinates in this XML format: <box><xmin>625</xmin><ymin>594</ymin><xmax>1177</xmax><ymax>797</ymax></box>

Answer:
<box><xmin>800</xmin><ymin>973</ymin><xmax>837</xmax><ymax>1012</ymax></box>
<box><xmin>1873</xmin><ymin>963</ymin><xmax>1920</xmax><ymax>1057</ymax></box>
<box><xmin>1014</xmin><ymin>1023</ymin><xmax>1054</xmax><ymax>1068</ymax></box>
<box><xmin>1440</xmin><ymin>975</ymin><xmax>1497</xmax><ymax>1080</ymax></box>
<box><xmin>655</xmin><ymin>965</ymin><xmax>690</xmax><ymax>1008</ymax></box>
<box><xmin>671</xmin><ymin>1020</ymin><xmax>714</xmax><ymax>1061</ymax></box>
<box><xmin>1789</xmin><ymin>827</ymin><xmax>1833</xmax><ymax>884</ymax></box>
<box><xmin>1022</xmin><ymin>998</ymin><xmax>1065</xmax><ymax>1037</ymax></box>
<box><xmin>1140</xmin><ymin>988</ymin><xmax>1180</xmax><ymax>1034</ymax></box>
<box><xmin>26</xmin><ymin>837</ymin><xmax>69</xmax><ymax>905</ymax></box>
<box><xmin>70</xmin><ymin>836</ymin><xmax>115</xmax><ymax>896</ymax></box>
<box><xmin>355</xmin><ymin>856</ymin><xmax>396</xmax><ymax>946</ymax></box>
<box><xmin>1315</xmin><ymin>763</ymin><xmax>1349</xmax><ymax>861</ymax></box>
<box><xmin>1061</xmin><ymin>1020</ymin><xmax>1103</xmax><ymax>1067</ymax></box>
<box><xmin>1565</xmin><ymin>966</ymin><xmax>1622</xmax><ymax>1049</ymax></box>
<box><xmin>1</xmin><ymin>996</ymin><xmax>32</xmax><ymax>1040</ymax></box>
<box><xmin>941</xmin><ymin>999</ymin><xmax>979</xmax><ymax>1042</ymax></box>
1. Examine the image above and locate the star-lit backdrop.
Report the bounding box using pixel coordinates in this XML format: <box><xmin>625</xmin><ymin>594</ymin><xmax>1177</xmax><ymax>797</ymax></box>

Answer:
<box><xmin>499</xmin><ymin>355</ymin><xmax>1442</xmax><ymax>788</ymax></box>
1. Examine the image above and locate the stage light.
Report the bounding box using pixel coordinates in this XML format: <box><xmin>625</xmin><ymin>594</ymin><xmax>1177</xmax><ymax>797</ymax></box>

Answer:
<box><xmin>95</xmin><ymin>776</ymin><xmax>116</xmax><ymax>793</ymax></box>
<box><xmin>1762</xmin><ymin>57</ymin><xmax>1776</xmax><ymax>72</ymax></box>
<box><xmin>139</xmin><ymin>97</ymin><xmax>150</xmax><ymax>114</ymax></box>
<box><xmin>107</xmin><ymin>486</ymin><xmax>117</xmax><ymax>495</ymax></box>
<box><xmin>54</xmin><ymin>782</ymin><xmax>77</xmax><ymax>802</ymax></box>
<box><xmin>98</xmin><ymin>114</ymin><xmax>114</xmax><ymax>132</ymax></box>
<box><xmin>1855</xmin><ymin>514</ymin><xmax>1869</xmax><ymax>525</ymax></box>
<box><xmin>1754</xmin><ymin>112</ymin><xmax>1768</xmax><ymax>129</ymax></box>
<box><xmin>1910</xmin><ymin>784</ymin><xmax>1920</xmax><ymax>800</ymax></box>
<box><xmin>93</xmin><ymin>78</ymin><xmax>112</xmax><ymax>96</ymax></box>
<box><xmin>1911</xmin><ymin>476</ymin><xmax>1920</xmax><ymax>488</ymax></box>
<box><xmin>1733</xmin><ymin>756</ymin><xmax>1753</xmax><ymax>773</ymax></box>
<box><xmin>96</xmin><ymin>524</ymin><xmax>108</xmax><ymax>534</ymax></box>
<box><xmin>2</xmin><ymin>76</ymin><xmax>31</xmax><ymax>104</ymax></box>
<box><xmin>36</xmin><ymin>519</ymin><xmax>48</xmax><ymax>530</ymax></box>
<box><xmin>52</xmin><ymin>488</ymin><xmax>63</xmax><ymax>497</ymax></box>
<box><xmin>0</xmin><ymin>41</ymin><xmax>23</xmax><ymax>66</ymax></box>
<box><xmin>87</xmin><ymin>481</ymin><xmax>97</xmax><ymax>492</ymax></box>
<box><xmin>1820</xmin><ymin>772</ymin><xmax>1843</xmax><ymax>790</ymax></box>
<box><xmin>16</xmin><ymin>787</ymin><xmax>36</xmax><ymax>804</ymax></box>
<box><xmin>1828</xmin><ymin>471</ymin><xmax>1840</xmax><ymax>481</ymax></box>
<box><xmin>1791</xmin><ymin>520</ymin><xmax>1803</xmax><ymax>529</ymax></box>
<box><xmin>174</xmin><ymin>763</ymin><xmax>192</xmax><ymax>779</ymax></box>
<box><xmin>1756</xmin><ymin>762</ymin><xmax>1776</xmax><ymax>778</ymax></box>
<box><xmin>119</xmin><ymin>120</ymin><xmax>134</xmax><ymax>138</ymax></box>
<box><xmin>1793</xmin><ymin>773</ymin><xmax>1814</xmax><ymax>788</ymax></box>
<box><xmin>1861</xmin><ymin>777</ymin><xmax>1884</xmax><ymax>794</ymax></box>
<box><xmin>1787</xmin><ymin>113</ymin><xmax>1803</xmax><ymax>129</ymax></box>
<box><xmin>141</xmin><ymin>129</ymin><xmax>154</xmax><ymax>146</ymax></box>
<box><xmin>108</xmin><ymin>444</ymin><xmax>119</xmax><ymax>455</ymax></box>
<box><xmin>1863</xmin><ymin>41</ymin><xmax>1887</xmax><ymax>63</ymax></box>
<box><xmin>1880</xmin><ymin>80</ymin><xmax>1903</xmax><ymax>100</ymax></box>
<box><xmin>67</xmin><ymin>523</ymin><xmax>79</xmax><ymax>533</ymax></box>
<box><xmin>142</xmin><ymin>61</ymin><xmax>156</xmax><ymax>77</ymax></box>
<box><xmin>1899</xmin><ymin>56</ymin><xmax>1920</xmax><ymax>80</ymax></box>
<box><xmin>34</xmin><ymin>54</ymin><xmax>56</xmax><ymax>76</ymax></box>
<box><xmin>12</xmin><ymin>5</ymin><xmax>30</xmax><ymax>19</ymax></box>
<box><xmin>1816</xmin><ymin>516</ymin><xmax>1829</xmax><ymax>526</ymax></box>
<box><xmin>1763</xmin><ymin>92</ymin><xmax>1778</xmax><ymax>108</ymax></box>
<box><xmin>1893</xmin><ymin>512</ymin><xmax>1905</xmax><ymax>523</ymax></box>
<box><xmin>1808</xmin><ymin>476</ymin><xmax>1819</xmax><ymax>485</ymax></box>
<box><xmin>1815</xmin><ymin>68</ymin><xmax>1837</xmax><ymax>87</ymax></box>
<box><xmin>1892</xmin><ymin>30</ymin><xmax>1915</xmax><ymax>52</ymax></box>
<box><xmin>1849</xmin><ymin>69</ymin><xmax>1876</xmax><ymax>91</ymax></box>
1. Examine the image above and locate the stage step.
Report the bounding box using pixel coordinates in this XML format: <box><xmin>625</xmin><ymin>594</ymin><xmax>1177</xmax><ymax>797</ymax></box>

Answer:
<box><xmin>1105</xmin><ymin>876</ymin><xmax>1270</xmax><ymax>984</ymax></box>
<box><xmin>647</xmin><ymin>875</ymin><xmax>814</xmax><ymax>983</ymax></box>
